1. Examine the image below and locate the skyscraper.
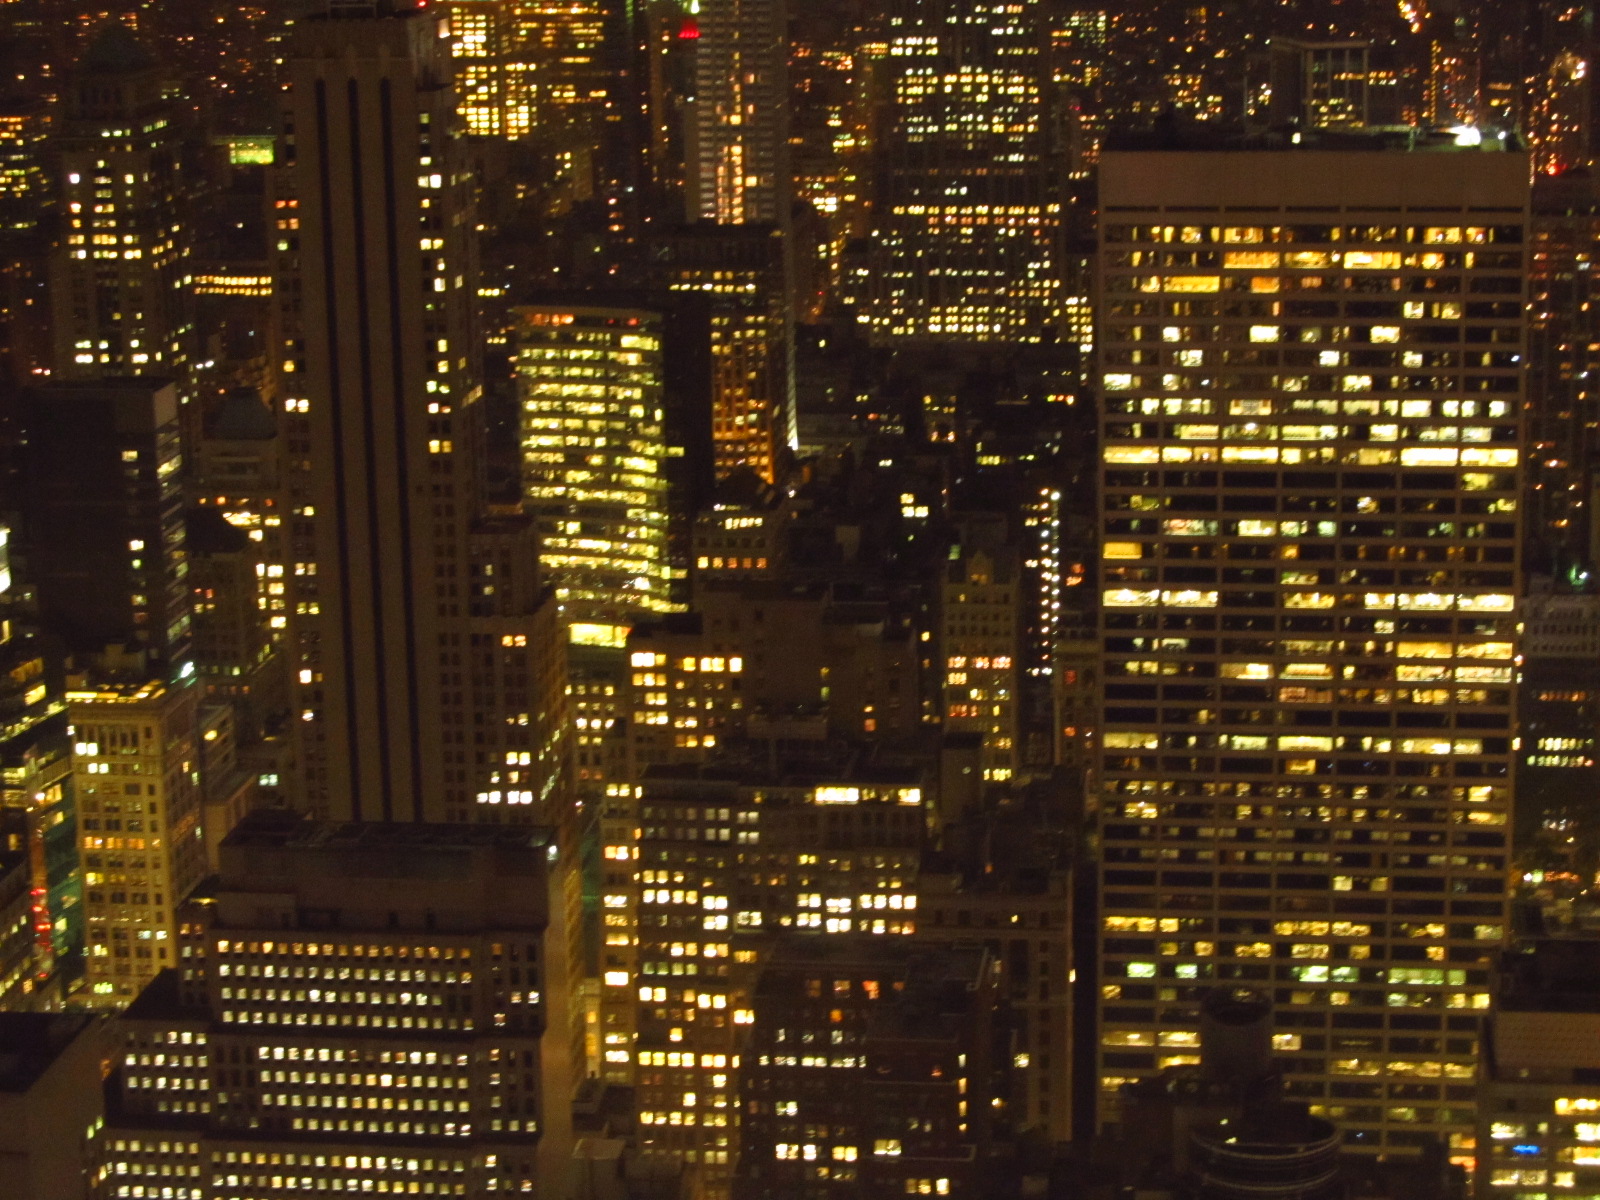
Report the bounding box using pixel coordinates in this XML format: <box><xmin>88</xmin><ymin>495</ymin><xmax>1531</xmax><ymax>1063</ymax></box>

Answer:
<box><xmin>440</xmin><ymin>0</ymin><xmax>512</xmax><ymax>138</ymax></box>
<box><xmin>514</xmin><ymin>304</ymin><xmax>676</xmax><ymax>635</ymax></box>
<box><xmin>687</xmin><ymin>0</ymin><xmax>788</xmax><ymax>226</ymax></box>
<box><xmin>1266</xmin><ymin>39</ymin><xmax>1372</xmax><ymax>130</ymax></box>
<box><xmin>18</xmin><ymin>379</ymin><xmax>191</xmax><ymax>678</ymax></box>
<box><xmin>96</xmin><ymin>809</ymin><xmax>562</xmax><ymax>1194</ymax></box>
<box><xmin>629</xmin><ymin>766</ymin><xmax>925</xmax><ymax>1195</ymax></box>
<box><xmin>650</xmin><ymin>225</ymin><xmax>794</xmax><ymax>482</ymax></box>
<box><xmin>49</xmin><ymin>24</ymin><xmax>190</xmax><ymax>387</ymax></box>
<box><xmin>863</xmin><ymin>0</ymin><xmax>1061</xmax><ymax>344</ymax></box>
<box><xmin>70</xmin><ymin>675</ymin><xmax>204</xmax><ymax>1006</ymax></box>
<box><xmin>1095</xmin><ymin>133</ymin><xmax>1527</xmax><ymax>1160</ymax></box>
<box><xmin>279</xmin><ymin>1</ymin><xmax>565</xmax><ymax>824</ymax></box>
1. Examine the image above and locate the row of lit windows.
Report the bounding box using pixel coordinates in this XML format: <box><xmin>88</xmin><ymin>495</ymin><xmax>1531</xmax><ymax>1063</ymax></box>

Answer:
<box><xmin>220</xmin><ymin>1012</ymin><xmax>475</xmax><ymax>1031</ymax></box>
<box><xmin>1105</xmin><ymin>225</ymin><xmax>1518</xmax><ymax>246</ymax></box>
<box><xmin>216</xmin><ymin>940</ymin><xmax>473</xmax><ymax>960</ymax></box>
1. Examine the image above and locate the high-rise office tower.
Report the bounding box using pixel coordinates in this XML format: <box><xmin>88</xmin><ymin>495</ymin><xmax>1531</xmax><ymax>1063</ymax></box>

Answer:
<box><xmin>16</xmin><ymin>379</ymin><xmax>199</xmax><ymax>1015</ymax></box>
<box><xmin>0</xmin><ymin>527</ymin><xmax>75</xmax><ymax>1005</ymax></box>
<box><xmin>0</xmin><ymin>94</ymin><xmax>46</xmax><ymax>235</ymax></box>
<box><xmin>1095</xmin><ymin>136</ymin><xmax>1527</xmax><ymax>1160</ymax></box>
<box><xmin>940</xmin><ymin>539</ymin><xmax>1021</xmax><ymax>786</ymax></box>
<box><xmin>863</xmin><ymin>0</ymin><xmax>1060</xmax><ymax>344</ymax></box>
<box><xmin>49</xmin><ymin>24</ymin><xmax>190</xmax><ymax>387</ymax></box>
<box><xmin>97</xmin><ymin>809</ymin><xmax>562</xmax><ymax>1195</ymax></box>
<box><xmin>507</xmin><ymin>0</ymin><xmax>614</xmax><ymax>178</ymax></box>
<box><xmin>651</xmin><ymin>225</ymin><xmax>794</xmax><ymax>482</ymax></box>
<box><xmin>188</xmin><ymin>388</ymin><xmax>289</xmax><ymax>741</ymax></box>
<box><xmin>69</xmin><ymin>675</ymin><xmax>204</xmax><ymax>1007</ymax></box>
<box><xmin>687</xmin><ymin>0</ymin><xmax>788</xmax><ymax>226</ymax></box>
<box><xmin>735</xmin><ymin>942</ymin><xmax>1002</xmax><ymax>1199</ymax></box>
<box><xmin>1528</xmin><ymin>50</ymin><xmax>1591</xmax><ymax>179</ymax></box>
<box><xmin>1523</xmin><ymin>171</ymin><xmax>1600</xmax><ymax>576</ymax></box>
<box><xmin>279</xmin><ymin>1</ymin><xmax>565</xmax><ymax>824</ymax></box>
<box><xmin>1426</xmin><ymin>37</ymin><xmax>1480</xmax><ymax>127</ymax></box>
<box><xmin>18</xmin><ymin>379</ymin><xmax>191</xmax><ymax>679</ymax></box>
<box><xmin>629</xmin><ymin>767</ymin><xmax>925</xmax><ymax>1195</ymax></box>
<box><xmin>1266</xmin><ymin>39</ymin><xmax>1372</xmax><ymax>130</ymax></box>
<box><xmin>440</xmin><ymin>0</ymin><xmax>511</xmax><ymax>137</ymax></box>
<box><xmin>514</xmin><ymin>305</ymin><xmax>676</xmax><ymax>635</ymax></box>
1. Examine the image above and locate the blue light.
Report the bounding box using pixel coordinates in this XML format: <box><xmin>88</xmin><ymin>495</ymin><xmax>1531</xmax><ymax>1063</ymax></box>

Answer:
<box><xmin>1512</xmin><ymin>1144</ymin><xmax>1541</xmax><ymax>1156</ymax></box>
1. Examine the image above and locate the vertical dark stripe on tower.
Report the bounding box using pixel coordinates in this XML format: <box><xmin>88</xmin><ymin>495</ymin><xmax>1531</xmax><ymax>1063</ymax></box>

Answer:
<box><xmin>316</xmin><ymin>77</ymin><xmax>362</xmax><ymax>820</ymax></box>
<box><xmin>379</xmin><ymin>78</ymin><xmax>425</xmax><ymax>821</ymax></box>
<box><xmin>348</xmin><ymin>76</ymin><xmax>396</xmax><ymax>822</ymax></box>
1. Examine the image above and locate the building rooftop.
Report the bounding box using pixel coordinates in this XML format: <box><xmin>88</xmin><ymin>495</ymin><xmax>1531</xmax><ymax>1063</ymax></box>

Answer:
<box><xmin>0</xmin><ymin>1013</ymin><xmax>96</xmax><ymax>1093</ymax></box>
<box><xmin>81</xmin><ymin>23</ymin><xmax>157</xmax><ymax>75</ymax></box>
<box><xmin>1105</xmin><ymin>120</ymin><xmax>1524</xmax><ymax>155</ymax></box>
<box><xmin>206</xmin><ymin>386</ymin><xmax>277</xmax><ymax>442</ymax></box>
<box><xmin>222</xmin><ymin>807</ymin><xmax>554</xmax><ymax>857</ymax></box>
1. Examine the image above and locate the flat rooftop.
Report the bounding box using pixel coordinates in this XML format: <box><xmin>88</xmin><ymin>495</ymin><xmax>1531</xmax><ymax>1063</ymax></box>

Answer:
<box><xmin>223</xmin><ymin>808</ymin><xmax>554</xmax><ymax>855</ymax></box>
<box><xmin>0</xmin><ymin>1013</ymin><xmax>95</xmax><ymax>1093</ymax></box>
<box><xmin>1105</xmin><ymin>122</ymin><xmax>1523</xmax><ymax>155</ymax></box>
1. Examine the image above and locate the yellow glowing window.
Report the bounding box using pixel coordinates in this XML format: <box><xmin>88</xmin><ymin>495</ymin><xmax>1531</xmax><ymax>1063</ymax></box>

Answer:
<box><xmin>1224</xmin><ymin>250</ymin><xmax>1280</xmax><ymax>269</ymax></box>
<box><xmin>1221</xmin><ymin>663</ymin><xmax>1272</xmax><ymax>680</ymax></box>
<box><xmin>1103</xmin><ymin>588</ymin><xmax>1159</xmax><ymax>608</ymax></box>
<box><xmin>1279</xmin><ymin>736</ymin><xmax>1334</xmax><ymax>752</ymax></box>
<box><xmin>1103</xmin><ymin>732</ymin><xmax>1158</xmax><ymax>749</ymax></box>
<box><xmin>1162</xmin><ymin>275</ymin><xmax>1220</xmax><ymax>293</ymax></box>
<box><xmin>1343</xmin><ymin>250</ymin><xmax>1401</xmax><ymax>269</ymax></box>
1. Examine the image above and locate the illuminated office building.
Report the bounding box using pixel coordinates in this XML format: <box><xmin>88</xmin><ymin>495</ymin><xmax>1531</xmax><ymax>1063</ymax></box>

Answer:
<box><xmin>514</xmin><ymin>305</ymin><xmax>675</xmax><ymax>636</ymax></box>
<box><xmin>652</xmin><ymin>225</ymin><xmax>794</xmax><ymax>483</ymax></box>
<box><xmin>863</xmin><ymin>0</ymin><xmax>1060</xmax><ymax>344</ymax></box>
<box><xmin>735</xmin><ymin>941</ymin><xmax>1001</xmax><ymax>1200</ymax></box>
<box><xmin>1095</xmin><ymin>138</ymin><xmax>1527</xmax><ymax>1159</ymax></box>
<box><xmin>440</xmin><ymin>0</ymin><xmax>510</xmax><ymax>137</ymax></box>
<box><xmin>49</xmin><ymin>24</ymin><xmax>191</xmax><ymax>387</ymax></box>
<box><xmin>508</xmin><ymin>0</ymin><xmax>612</xmax><ymax>145</ymax></box>
<box><xmin>940</xmin><ymin>542</ymin><xmax>1021</xmax><ymax>786</ymax></box>
<box><xmin>188</xmin><ymin>388</ymin><xmax>289</xmax><ymax>741</ymax></box>
<box><xmin>1528</xmin><ymin>51</ymin><xmax>1591</xmax><ymax>179</ymax></box>
<box><xmin>688</xmin><ymin>0</ymin><xmax>788</xmax><ymax>226</ymax></box>
<box><xmin>0</xmin><ymin>99</ymin><xmax>45</xmax><ymax>234</ymax></box>
<box><xmin>70</xmin><ymin>676</ymin><xmax>204</xmax><ymax>1008</ymax></box>
<box><xmin>0</xmin><ymin>528</ymin><xmax>77</xmax><ymax>1002</ymax></box>
<box><xmin>1476</xmin><ymin>940</ymin><xmax>1600</xmax><ymax>1200</ymax></box>
<box><xmin>623</xmin><ymin>615</ymin><xmax>748</xmax><ymax>772</ymax></box>
<box><xmin>1267</xmin><ymin>39</ymin><xmax>1372</xmax><ymax>130</ymax></box>
<box><xmin>692</xmin><ymin>501</ymin><xmax>787</xmax><ymax>583</ymax></box>
<box><xmin>628</xmin><ymin>767</ymin><xmax>925</xmax><ymax>1196</ymax></box>
<box><xmin>1426</xmin><ymin>38</ymin><xmax>1479</xmax><ymax>128</ymax></box>
<box><xmin>1525</xmin><ymin>171</ymin><xmax>1600</xmax><ymax>573</ymax></box>
<box><xmin>96</xmin><ymin>809</ymin><xmax>561</xmax><ymax>1196</ymax></box>
<box><xmin>279</xmin><ymin>2</ymin><xmax>565</xmax><ymax>824</ymax></box>
<box><xmin>15</xmin><ymin>375</ymin><xmax>200</xmax><ymax>1009</ymax></box>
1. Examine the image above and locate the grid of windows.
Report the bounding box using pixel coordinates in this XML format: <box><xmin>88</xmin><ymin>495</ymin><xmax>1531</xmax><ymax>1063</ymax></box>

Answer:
<box><xmin>1095</xmin><ymin>151</ymin><xmax>1526</xmax><ymax>1160</ymax></box>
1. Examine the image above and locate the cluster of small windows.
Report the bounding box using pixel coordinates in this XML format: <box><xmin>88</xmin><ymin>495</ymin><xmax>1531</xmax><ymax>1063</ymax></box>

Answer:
<box><xmin>516</xmin><ymin>312</ymin><xmax>675</xmax><ymax>623</ymax></box>
<box><xmin>1096</xmin><ymin>202</ymin><xmax>1522</xmax><ymax>1154</ymax></box>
